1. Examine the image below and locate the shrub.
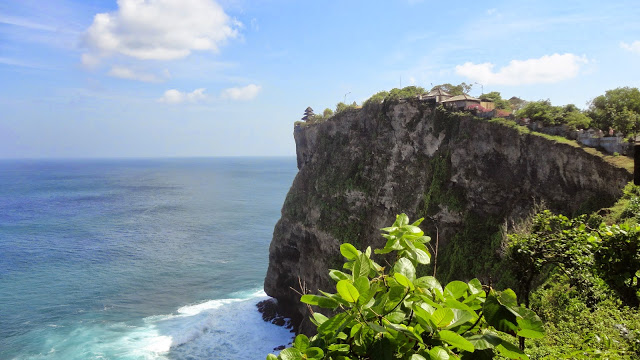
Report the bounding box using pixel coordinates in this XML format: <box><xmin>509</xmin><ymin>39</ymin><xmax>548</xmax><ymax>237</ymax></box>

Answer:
<box><xmin>267</xmin><ymin>214</ymin><xmax>544</xmax><ymax>360</ymax></box>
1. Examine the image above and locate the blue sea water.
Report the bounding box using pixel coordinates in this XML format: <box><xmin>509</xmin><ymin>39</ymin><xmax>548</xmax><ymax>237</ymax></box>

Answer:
<box><xmin>0</xmin><ymin>157</ymin><xmax>298</xmax><ymax>360</ymax></box>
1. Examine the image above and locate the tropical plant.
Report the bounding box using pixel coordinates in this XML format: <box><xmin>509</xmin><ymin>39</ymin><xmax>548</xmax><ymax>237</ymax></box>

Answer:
<box><xmin>267</xmin><ymin>214</ymin><xmax>544</xmax><ymax>360</ymax></box>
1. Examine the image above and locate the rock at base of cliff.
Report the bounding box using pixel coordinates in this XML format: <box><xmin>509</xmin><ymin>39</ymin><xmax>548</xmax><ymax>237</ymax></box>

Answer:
<box><xmin>256</xmin><ymin>298</ymin><xmax>293</xmax><ymax>329</ymax></box>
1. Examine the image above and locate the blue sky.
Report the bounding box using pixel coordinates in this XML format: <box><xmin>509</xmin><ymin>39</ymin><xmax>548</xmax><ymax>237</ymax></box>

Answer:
<box><xmin>1</xmin><ymin>0</ymin><xmax>639</xmax><ymax>158</ymax></box>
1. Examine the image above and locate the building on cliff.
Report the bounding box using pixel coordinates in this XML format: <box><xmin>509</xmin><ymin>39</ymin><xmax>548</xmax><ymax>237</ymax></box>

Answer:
<box><xmin>419</xmin><ymin>88</ymin><xmax>452</xmax><ymax>103</ymax></box>
<box><xmin>441</xmin><ymin>94</ymin><xmax>482</xmax><ymax>110</ymax></box>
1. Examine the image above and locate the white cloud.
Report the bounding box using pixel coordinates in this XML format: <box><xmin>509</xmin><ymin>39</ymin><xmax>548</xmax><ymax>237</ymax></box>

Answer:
<box><xmin>455</xmin><ymin>53</ymin><xmax>588</xmax><ymax>85</ymax></box>
<box><xmin>621</xmin><ymin>41</ymin><xmax>640</xmax><ymax>54</ymax></box>
<box><xmin>82</xmin><ymin>0</ymin><xmax>239</xmax><ymax>65</ymax></box>
<box><xmin>486</xmin><ymin>8</ymin><xmax>497</xmax><ymax>15</ymax></box>
<box><xmin>221</xmin><ymin>84</ymin><xmax>261</xmax><ymax>100</ymax></box>
<box><xmin>158</xmin><ymin>88</ymin><xmax>206</xmax><ymax>104</ymax></box>
<box><xmin>108</xmin><ymin>66</ymin><xmax>164</xmax><ymax>82</ymax></box>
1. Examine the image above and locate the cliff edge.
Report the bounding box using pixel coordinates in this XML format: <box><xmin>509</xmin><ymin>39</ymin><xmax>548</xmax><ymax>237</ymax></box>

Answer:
<box><xmin>264</xmin><ymin>99</ymin><xmax>632</xmax><ymax>334</ymax></box>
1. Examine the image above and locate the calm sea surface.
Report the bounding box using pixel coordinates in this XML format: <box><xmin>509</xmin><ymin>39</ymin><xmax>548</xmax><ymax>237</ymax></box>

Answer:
<box><xmin>0</xmin><ymin>157</ymin><xmax>298</xmax><ymax>359</ymax></box>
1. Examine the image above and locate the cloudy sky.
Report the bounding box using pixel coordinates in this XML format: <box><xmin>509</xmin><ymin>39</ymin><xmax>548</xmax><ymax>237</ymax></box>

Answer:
<box><xmin>1</xmin><ymin>0</ymin><xmax>639</xmax><ymax>158</ymax></box>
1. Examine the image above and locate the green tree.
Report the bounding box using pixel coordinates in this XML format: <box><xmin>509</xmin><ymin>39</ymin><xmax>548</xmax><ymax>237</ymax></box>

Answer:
<box><xmin>335</xmin><ymin>102</ymin><xmax>354</xmax><ymax>114</ymax></box>
<box><xmin>323</xmin><ymin>108</ymin><xmax>334</xmax><ymax>118</ymax></box>
<box><xmin>431</xmin><ymin>83</ymin><xmax>472</xmax><ymax>96</ymax></box>
<box><xmin>516</xmin><ymin>100</ymin><xmax>564</xmax><ymax>126</ymax></box>
<box><xmin>508</xmin><ymin>97</ymin><xmax>528</xmax><ymax>111</ymax></box>
<box><xmin>506</xmin><ymin>211</ymin><xmax>597</xmax><ymax>309</ymax></box>
<box><xmin>479</xmin><ymin>92</ymin><xmax>511</xmax><ymax>110</ymax></box>
<box><xmin>268</xmin><ymin>214</ymin><xmax>544</xmax><ymax>360</ymax></box>
<box><xmin>387</xmin><ymin>86</ymin><xmax>426</xmax><ymax>100</ymax></box>
<box><xmin>363</xmin><ymin>90</ymin><xmax>389</xmax><ymax>107</ymax></box>
<box><xmin>563</xmin><ymin>109</ymin><xmax>592</xmax><ymax>130</ymax></box>
<box><xmin>594</xmin><ymin>223</ymin><xmax>640</xmax><ymax>307</ymax></box>
<box><xmin>589</xmin><ymin>87</ymin><xmax>640</xmax><ymax>135</ymax></box>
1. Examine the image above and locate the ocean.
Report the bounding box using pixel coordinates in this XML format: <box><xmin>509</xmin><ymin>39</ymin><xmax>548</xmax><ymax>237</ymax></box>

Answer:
<box><xmin>0</xmin><ymin>157</ymin><xmax>298</xmax><ymax>360</ymax></box>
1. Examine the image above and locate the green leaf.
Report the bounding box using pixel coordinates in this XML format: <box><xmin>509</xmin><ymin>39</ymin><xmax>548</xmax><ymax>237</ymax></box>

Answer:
<box><xmin>401</xmin><ymin>225</ymin><xmax>424</xmax><ymax>234</ymax></box>
<box><xmin>327</xmin><ymin>343</ymin><xmax>350</xmax><ymax>352</ymax></box>
<box><xmin>468</xmin><ymin>278</ymin><xmax>483</xmax><ymax>295</ymax></box>
<box><xmin>386</xmin><ymin>285</ymin><xmax>406</xmax><ymax>311</ymax></box>
<box><xmin>410</xmin><ymin>354</ymin><xmax>427</xmax><ymax>360</ymax></box>
<box><xmin>300</xmin><ymin>295</ymin><xmax>339</xmax><ymax>309</ymax></box>
<box><xmin>367</xmin><ymin>321</ymin><xmax>388</xmax><ymax>333</ymax></box>
<box><xmin>438</xmin><ymin>330</ymin><xmax>474</xmax><ymax>352</ymax></box>
<box><xmin>483</xmin><ymin>291</ymin><xmax>518</xmax><ymax>336</ymax></box>
<box><xmin>311</xmin><ymin>312</ymin><xmax>328</xmax><ymax>326</ymax></box>
<box><xmin>516</xmin><ymin>316</ymin><xmax>545</xmax><ymax>339</ymax></box>
<box><xmin>337</xmin><ymin>280</ymin><xmax>360</xmax><ymax>303</ymax></box>
<box><xmin>444</xmin><ymin>298</ymin><xmax>473</xmax><ymax>311</ymax></box>
<box><xmin>496</xmin><ymin>339</ymin><xmax>528</xmax><ymax>359</ymax></box>
<box><xmin>429</xmin><ymin>346</ymin><xmax>450</xmax><ymax>360</ymax></box>
<box><xmin>413</xmin><ymin>248</ymin><xmax>431</xmax><ymax>265</ymax></box>
<box><xmin>358</xmin><ymin>281</ymin><xmax>378</xmax><ymax>308</ymax></box>
<box><xmin>329</xmin><ymin>269</ymin><xmax>351</xmax><ymax>282</ymax></box>
<box><xmin>411</xmin><ymin>217</ymin><xmax>425</xmax><ymax>227</ymax></box>
<box><xmin>278</xmin><ymin>348</ymin><xmax>304</xmax><ymax>360</ymax></box>
<box><xmin>412</xmin><ymin>304</ymin><xmax>436</xmax><ymax>332</ymax></box>
<box><xmin>386</xmin><ymin>310</ymin><xmax>405</xmax><ymax>323</ymax></box>
<box><xmin>340</xmin><ymin>243</ymin><xmax>359</xmax><ymax>260</ymax></box>
<box><xmin>394</xmin><ymin>272</ymin><xmax>414</xmax><ymax>290</ymax></box>
<box><xmin>445</xmin><ymin>308</ymin><xmax>474</xmax><ymax>329</ymax></box>
<box><xmin>317</xmin><ymin>313</ymin><xmax>348</xmax><ymax>335</ymax></box>
<box><xmin>465</xmin><ymin>332</ymin><xmax>502</xmax><ymax>350</ymax></box>
<box><xmin>293</xmin><ymin>334</ymin><xmax>309</xmax><ymax>351</ymax></box>
<box><xmin>444</xmin><ymin>281</ymin><xmax>468</xmax><ymax>300</ymax></box>
<box><xmin>394</xmin><ymin>258</ymin><xmax>416</xmax><ymax>281</ymax></box>
<box><xmin>497</xmin><ymin>289</ymin><xmax>518</xmax><ymax>308</ymax></box>
<box><xmin>397</xmin><ymin>213</ymin><xmax>410</xmax><ymax>226</ymax></box>
<box><xmin>353</xmin><ymin>253</ymin><xmax>371</xmax><ymax>278</ymax></box>
<box><xmin>432</xmin><ymin>308</ymin><xmax>454</xmax><ymax>328</ymax></box>
<box><xmin>354</xmin><ymin>276</ymin><xmax>370</xmax><ymax>295</ymax></box>
<box><xmin>304</xmin><ymin>347</ymin><xmax>324</xmax><ymax>359</ymax></box>
<box><xmin>266</xmin><ymin>354</ymin><xmax>278</xmax><ymax>360</ymax></box>
<box><xmin>414</xmin><ymin>276</ymin><xmax>443</xmax><ymax>293</ymax></box>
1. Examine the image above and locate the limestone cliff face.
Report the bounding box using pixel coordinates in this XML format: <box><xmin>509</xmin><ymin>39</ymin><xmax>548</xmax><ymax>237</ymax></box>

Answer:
<box><xmin>264</xmin><ymin>100</ymin><xmax>632</xmax><ymax>334</ymax></box>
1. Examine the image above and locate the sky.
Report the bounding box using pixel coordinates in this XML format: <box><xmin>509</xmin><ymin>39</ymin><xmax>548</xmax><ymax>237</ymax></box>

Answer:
<box><xmin>1</xmin><ymin>0</ymin><xmax>639</xmax><ymax>158</ymax></box>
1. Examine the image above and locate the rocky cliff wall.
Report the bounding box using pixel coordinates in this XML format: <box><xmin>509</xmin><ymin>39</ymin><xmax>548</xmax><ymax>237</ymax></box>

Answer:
<box><xmin>264</xmin><ymin>100</ymin><xmax>632</xmax><ymax>334</ymax></box>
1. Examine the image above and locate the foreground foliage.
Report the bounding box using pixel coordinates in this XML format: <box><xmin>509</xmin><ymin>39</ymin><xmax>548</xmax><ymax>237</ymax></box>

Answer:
<box><xmin>268</xmin><ymin>214</ymin><xmax>544</xmax><ymax>360</ymax></box>
<box><xmin>505</xmin><ymin>184</ymin><xmax>640</xmax><ymax>358</ymax></box>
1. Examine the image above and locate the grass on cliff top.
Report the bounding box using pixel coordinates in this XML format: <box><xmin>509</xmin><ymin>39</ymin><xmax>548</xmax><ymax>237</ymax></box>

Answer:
<box><xmin>487</xmin><ymin>118</ymin><xmax>634</xmax><ymax>173</ymax></box>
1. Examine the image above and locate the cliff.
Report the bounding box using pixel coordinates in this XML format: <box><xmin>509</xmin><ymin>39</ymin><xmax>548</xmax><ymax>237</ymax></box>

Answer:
<box><xmin>264</xmin><ymin>99</ymin><xmax>633</xmax><ymax>334</ymax></box>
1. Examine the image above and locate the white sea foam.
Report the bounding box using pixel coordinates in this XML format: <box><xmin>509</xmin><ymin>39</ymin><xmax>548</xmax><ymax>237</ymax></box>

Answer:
<box><xmin>107</xmin><ymin>290</ymin><xmax>294</xmax><ymax>359</ymax></box>
<box><xmin>22</xmin><ymin>291</ymin><xmax>293</xmax><ymax>360</ymax></box>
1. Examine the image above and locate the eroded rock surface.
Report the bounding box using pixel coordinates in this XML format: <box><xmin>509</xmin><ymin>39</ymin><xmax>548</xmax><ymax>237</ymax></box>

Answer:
<box><xmin>265</xmin><ymin>100</ymin><xmax>632</xmax><ymax>334</ymax></box>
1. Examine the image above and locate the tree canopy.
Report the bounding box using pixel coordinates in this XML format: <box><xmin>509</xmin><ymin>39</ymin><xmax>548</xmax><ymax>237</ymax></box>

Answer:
<box><xmin>588</xmin><ymin>87</ymin><xmax>640</xmax><ymax>136</ymax></box>
<box><xmin>479</xmin><ymin>91</ymin><xmax>511</xmax><ymax>110</ymax></box>
<box><xmin>516</xmin><ymin>100</ymin><xmax>591</xmax><ymax>129</ymax></box>
<box><xmin>430</xmin><ymin>82</ymin><xmax>472</xmax><ymax>96</ymax></box>
<box><xmin>508</xmin><ymin>97</ymin><xmax>528</xmax><ymax>111</ymax></box>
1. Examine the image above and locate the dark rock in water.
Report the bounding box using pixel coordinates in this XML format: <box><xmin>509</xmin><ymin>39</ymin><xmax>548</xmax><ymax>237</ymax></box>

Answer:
<box><xmin>265</xmin><ymin>99</ymin><xmax>633</xmax><ymax>335</ymax></box>
<box><xmin>256</xmin><ymin>298</ymin><xmax>293</xmax><ymax>329</ymax></box>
